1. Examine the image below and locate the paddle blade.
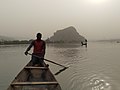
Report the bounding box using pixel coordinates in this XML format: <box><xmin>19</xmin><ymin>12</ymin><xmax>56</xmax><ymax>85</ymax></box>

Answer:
<box><xmin>54</xmin><ymin>67</ymin><xmax>68</xmax><ymax>75</ymax></box>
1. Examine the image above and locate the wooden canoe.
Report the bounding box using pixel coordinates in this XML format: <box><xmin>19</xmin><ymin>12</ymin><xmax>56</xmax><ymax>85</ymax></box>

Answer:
<box><xmin>7</xmin><ymin>60</ymin><xmax>62</xmax><ymax>90</ymax></box>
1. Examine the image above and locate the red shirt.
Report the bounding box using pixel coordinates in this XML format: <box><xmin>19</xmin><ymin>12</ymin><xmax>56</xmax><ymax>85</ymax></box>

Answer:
<box><xmin>26</xmin><ymin>39</ymin><xmax>46</xmax><ymax>57</ymax></box>
<box><xmin>33</xmin><ymin>40</ymin><xmax>43</xmax><ymax>54</ymax></box>
<box><xmin>31</xmin><ymin>39</ymin><xmax>46</xmax><ymax>57</ymax></box>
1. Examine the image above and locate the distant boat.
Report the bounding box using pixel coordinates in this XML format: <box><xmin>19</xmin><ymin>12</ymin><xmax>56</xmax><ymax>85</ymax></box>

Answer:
<box><xmin>81</xmin><ymin>39</ymin><xmax>87</xmax><ymax>47</ymax></box>
<box><xmin>7</xmin><ymin>60</ymin><xmax>62</xmax><ymax>90</ymax></box>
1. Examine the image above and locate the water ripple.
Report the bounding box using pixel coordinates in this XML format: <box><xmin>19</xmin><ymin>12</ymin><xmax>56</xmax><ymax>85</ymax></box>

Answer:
<box><xmin>80</xmin><ymin>74</ymin><xmax>111</xmax><ymax>90</ymax></box>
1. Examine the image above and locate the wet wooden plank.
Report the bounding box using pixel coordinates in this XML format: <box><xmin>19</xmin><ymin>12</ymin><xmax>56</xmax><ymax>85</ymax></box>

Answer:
<box><xmin>25</xmin><ymin>66</ymin><xmax>48</xmax><ymax>69</ymax></box>
<box><xmin>11</xmin><ymin>82</ymin><xmax>58</xmax><ymax>86</ymax></box>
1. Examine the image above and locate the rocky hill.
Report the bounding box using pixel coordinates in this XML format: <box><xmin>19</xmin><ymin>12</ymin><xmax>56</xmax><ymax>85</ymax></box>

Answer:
<box><xmin>47</xmin><ymin>26</ymin><xmax>86</xmax><ymax>43</ymax></box>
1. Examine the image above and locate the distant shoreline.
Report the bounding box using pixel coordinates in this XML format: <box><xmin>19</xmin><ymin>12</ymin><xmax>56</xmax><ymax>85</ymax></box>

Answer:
<box><xmin>0</xmin><ymin>39</ymin><xmax>119</xmax><ymax>45</ymax></box>
<box><xmin>0</xmin><ymin>40</ymin><xmax>30</xmax><ymax>45</ymax></box>
<box><xmin>0</xmin><ymin>40</ymin><xmax>83</xmax><ymax>45</ymax></box>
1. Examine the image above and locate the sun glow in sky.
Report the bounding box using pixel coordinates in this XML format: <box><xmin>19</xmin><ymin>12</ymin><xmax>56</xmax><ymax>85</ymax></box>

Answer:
<box><xmin>88</xmin><ymin>0</ymin><xmax>108</xmax><ymax>4</ymax></box>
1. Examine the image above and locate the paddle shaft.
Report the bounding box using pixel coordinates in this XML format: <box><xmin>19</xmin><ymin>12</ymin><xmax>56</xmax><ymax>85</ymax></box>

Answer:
<box><xmin>28</xmin><ymin>53</ymin><xmax>67</xmax><ymax>68</ymax></box>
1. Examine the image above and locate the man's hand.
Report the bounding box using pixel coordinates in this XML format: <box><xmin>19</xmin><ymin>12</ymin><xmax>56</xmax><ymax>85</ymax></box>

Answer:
<box><xmin>24</xmin><ymin>51</ymin><xmax>28</xmax><ymax>55</ymax></box>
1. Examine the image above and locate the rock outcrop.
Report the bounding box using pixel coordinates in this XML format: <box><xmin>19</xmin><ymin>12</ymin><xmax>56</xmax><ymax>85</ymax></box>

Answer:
<box><xmin>47</xmin><ymin>26</ymin><xmax>86</xmax><ymax>43</ymax></box>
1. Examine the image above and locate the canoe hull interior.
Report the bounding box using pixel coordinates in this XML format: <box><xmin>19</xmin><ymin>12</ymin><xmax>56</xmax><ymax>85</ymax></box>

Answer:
<box><xmin>7</xmin><ymin>61</ymin><xmax>61</xmax><ymax>90</ymax></box>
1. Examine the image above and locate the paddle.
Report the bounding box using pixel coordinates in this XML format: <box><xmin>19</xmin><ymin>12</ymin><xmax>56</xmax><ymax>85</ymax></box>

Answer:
<box><xmin>28</xmin><ymin>53</ymin><xmax>67</xmax><ymax>68</ymax></box>
<box><xmin>27</xmin><ymin>53</ymin><xmax>68</xmax><ymax>75</ymax></box>
<box><xmin>54</xmin><ymin>67</ymin><xmax>68</xmax><ymax>75</ymax></box>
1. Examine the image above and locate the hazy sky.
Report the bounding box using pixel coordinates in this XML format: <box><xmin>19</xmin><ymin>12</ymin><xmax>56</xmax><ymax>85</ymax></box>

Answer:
<box><xmin>0</xmin><ymin>0</ymin><xmax>120</xmax><ymax>40</ymax></box>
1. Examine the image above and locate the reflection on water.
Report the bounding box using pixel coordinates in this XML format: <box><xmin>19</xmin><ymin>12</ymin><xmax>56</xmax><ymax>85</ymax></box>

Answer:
<box><xmin>0</xmin><ymin>42</ymin><xmax>120</xmax><ymax>90</ymax></box>
<box><xmin>81</xmin><ymin>74</ymin><xmax>111</xmax><ymax>90</ymax></box>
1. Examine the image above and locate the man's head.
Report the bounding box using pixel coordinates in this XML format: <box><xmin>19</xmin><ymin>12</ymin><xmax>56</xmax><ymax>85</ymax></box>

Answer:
<box><xmin>36</xmin><ymin>33</ymin><xmax>42</xmax><ymax>40</ymax></box>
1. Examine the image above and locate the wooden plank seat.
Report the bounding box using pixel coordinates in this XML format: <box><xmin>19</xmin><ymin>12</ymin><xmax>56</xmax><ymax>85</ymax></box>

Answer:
<box><xmin>24</xmin><ymin>66</ymin><xmax>48</xmax><ymax>70</ymax></box>
<box><xmin>11</xmin><ymin>82</ymin><xmax>58</xmax><ymax>86</ymax></box>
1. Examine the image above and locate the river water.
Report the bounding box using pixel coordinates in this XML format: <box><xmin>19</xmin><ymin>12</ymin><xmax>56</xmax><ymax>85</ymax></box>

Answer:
<box><xmin>0</xmin><ymin>42</ymin><xmax>120</xmax><ymax>90</ymax></box>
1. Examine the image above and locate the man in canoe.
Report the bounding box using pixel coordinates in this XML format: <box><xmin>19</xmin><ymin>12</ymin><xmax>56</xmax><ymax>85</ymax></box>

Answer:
<box><xmin>24</xmin><ymin>33</ymin><xmax>46</xmax><ymax>66</ymax></box>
